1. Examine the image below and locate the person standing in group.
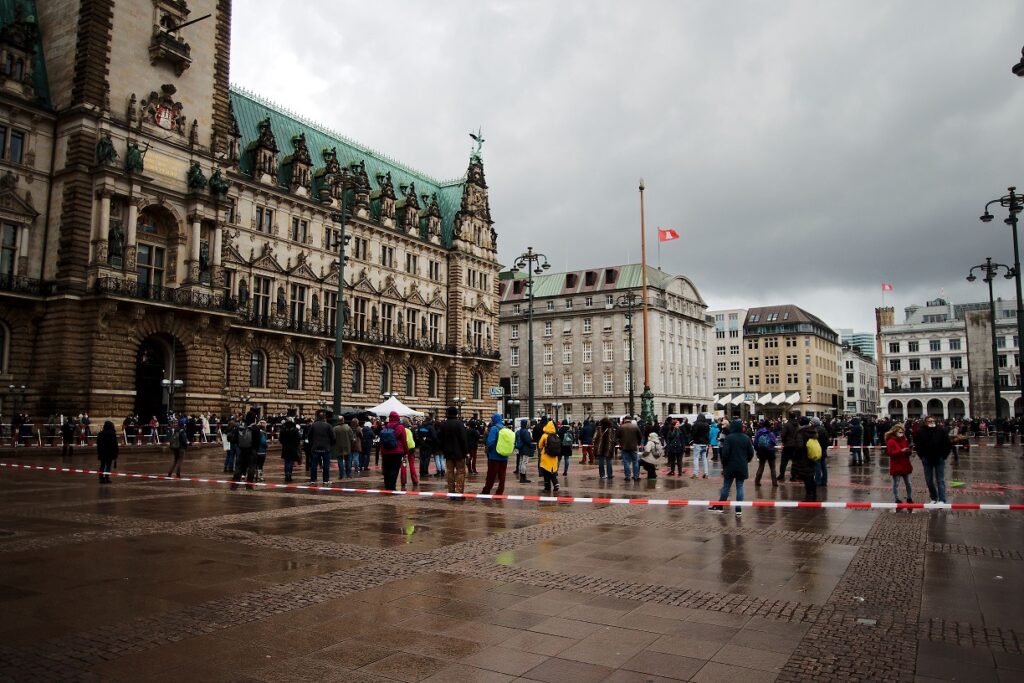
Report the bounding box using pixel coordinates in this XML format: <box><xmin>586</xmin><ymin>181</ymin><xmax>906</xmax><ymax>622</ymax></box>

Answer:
<box><xmin>416</xmin><ymin>415</ymin><xmax>439</xmax><ymax>478</ymax></box>
<box><xmin>710</xmin><ymin>419</ymin><xmax>754</xmax><ymax>514</ymax></box>
<box><xmin>557</xmin><ymin>421</ymin><xmax>574</xmax><ymax>477</ymax></box>
<box><xmin>665</xmin><ymin>419</ymin><xmax>684</xmax><ymax>476</ymax></box>
<box><xmin>779</xmin><ymin>411</ymin><xmax>800</xmax><ymax>482</ymax></box>
<box><xmin>915</xmin><ymin>416</ymin><xmax>951</xmax><ymax>504</ymax></box>
<box><xmin>537</xmin><ymin>420</ymin><xmax>560</xmax><ymax>492</ymax></box>
<box><xmin>222</xmin><ymin>417</ymin><xmax>238</xmax><ymax>473</ymax></box>
<box><xmin>791</xmin><ymin>417</ymin><xmax>818</xmax><ymax>502</ymax></box>
<box><xmin>466</xmin><ymin>421</ymin><xmax>480</xmax><ymax>474</ymax></box>
<box><xmin>255</xmin><ymin>420</ymin><xmax>270</xmax><ymax>482</ymax></box>
<box><xmin>278</xmin><ymin>418</ymin><xmax>301</xmax><ymax>483</ymax></box>
<box><xmin>400</xmin><ymin>417</ymin><xmax>420</xmax><ymax>489</ymax></box>
<box><xmin>811</xmin><ymin>417</ymin><xmax>829</xmax><ymax>487</ymax></box>
<box><xmin>167</xmin><ymin>419</ymin><xmax>189</xmax><ymax>478</ymax></box>
<box><xmin>60</xmin><ymin>418</ymin><xmax>76</xmax><ymax>458</ymax></box>
<box><xmin>690</xmin><ymin>414</ymin><xmax>711</xmax><ymax>479</ymax></box>
<box><xmin>753</xmin><ymin>420</ymin><xmax>778</xmax><ymax>486</ymax></box>
<box><xmin>96</xmin><ymin>420</ymin><xmax>119</xmax><ymax>484</ymax></box>
<box><xmin>593</xmin><ymin>417</ymin><xmax>616</xmax><ymax>479</ymax></box>
<box><xmin>332</xmin><ymin>415</ymin><xmax>354</xmax><ymax>479</ymax></box>
<box><xmin>579</xmin><ymin>419</ymin><xmax>595</xmax><ymax>465</ymax></box>
<box><xmin>360</xmin><ymin>421</ymin><xmax>374</xmax><ymax>472</ymax></box>
<box><xmin>514</xmin><ymin>420</ymin><xmax>534</xmax><ymax>484</ymax></box>
<box><xmin>848</xmin><ymin>416</ymin><xmax>864</xmax><ymax>466</ymax></box>
<box><xmin>306</xmin><ymin>411</ymin><xmax>336</xmax><ymax>485</ymax></box>
<box><xmin>349</xmin><ymin>418</ymin><xmax>363</xmax><ymax>476</ymax></box>
<box><xmin>887</xmin><ymin>424</ymin><xmax>914</xmax><ymax>505</ymax></box>
<box><xmin>709</xmin><ymin>419</ymin><xmax>721</xmax><ymax>462</ymax></box>
<box><xmin>481</xmin><ymin>414</ymin><xmax>511</xmax><ymax>495</ymax></box>
<box><xmin>616</xmin><ymin>415</ymin><xmax>643</xmax><ymax>481</ymax></box>
<box><xmin>379</xmin><ymin>411</ymin><xmax>409</xmax><ymax>491</ymax></box>
<box><xmin>437</xmin><ymin>407</ymin><xmax>469</xmax><ymax>493</ymax></box>
<box><xmin>230</xmin><ymin>419</ymin><xmax>260</xmax><ymax>490</ymax></box>
<box><xmin>639</xmin><ymin>432</ymin><xmax>666</xmax><ymax>479</ymax></box>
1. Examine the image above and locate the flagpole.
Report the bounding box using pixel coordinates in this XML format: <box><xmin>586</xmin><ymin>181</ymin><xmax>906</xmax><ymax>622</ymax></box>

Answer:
<box><xmin>639</xmin><ymin>179</ymin><xmax>650</xmax><ymax>389</ymax></box>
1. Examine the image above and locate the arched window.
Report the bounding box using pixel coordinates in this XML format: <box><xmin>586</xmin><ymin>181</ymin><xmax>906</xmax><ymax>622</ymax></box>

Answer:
<box><xmin>380</xmin><ymin>363</ymin><xmax>392</xmax><ymax>394</ymax></box>
<box><xmin>321</xmin><ymin>357</ymin><xmax>333</xmax><ymax>392</ymax></box>
<box><xmin>472</xmin><ymin>372</ymin><xmax>482</xmax><ymax>400</ymax></box>
<box><xmin>428</xmin><ymin>369</ymin><xmax>438</xmax><ymax>398</ymax></box>
<box><xmin>249</xmin><ymin>350</ymin><xmax>267</xmax><ymax>388</ymax></box>
<box><xmin>287</xmin><ymin>354</ymin><xmax>302</xmax><ymax>390</ymax></box>
<box><xmin>351</xmin><ymin>360</ymin><xmax>364</xmax><ymax>394</ymax></box>
<box><xmin>0</xmin><ymin>321</ymin><xmax>8</xmax><ymax>374</ymax></box>
<box><xmin>405</xmin><ymin>366</ymin><xmax>416</xmax><ymax>397</ymax></box>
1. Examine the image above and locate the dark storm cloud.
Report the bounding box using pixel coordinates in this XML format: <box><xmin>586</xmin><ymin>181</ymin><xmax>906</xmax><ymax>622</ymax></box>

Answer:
<box><xmin>232</xmin><ymin>0</ymin><xmax>1024</xmax><ymax>331</ymax></box>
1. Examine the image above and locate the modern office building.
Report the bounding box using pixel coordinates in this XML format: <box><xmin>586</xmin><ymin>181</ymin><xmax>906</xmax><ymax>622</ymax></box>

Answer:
<box><xmin>876</xmin><ymin>298</ymin><xmax>1020</xmax><ymax>419</ymax></box>
<box><xmin>836</xmin><ymin>328</ymin><xmax>876</xmax><ymax>360</ymax></box>
<box><xmin>841</xmin><ymin>343</ymin><xmax>879</xmax><ymax>415</ymax></box>
<box><xmin>497</xmin><ymin>265</ymin><xmax>714</xmax><ymax>421</ymax></box>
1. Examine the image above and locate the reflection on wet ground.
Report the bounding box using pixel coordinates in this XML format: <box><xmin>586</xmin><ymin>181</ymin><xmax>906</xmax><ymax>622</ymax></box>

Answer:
<box><xmin>0</xmin><ymin>444</ymin><xmax>1021</xmax><ymax>681</ymax></box>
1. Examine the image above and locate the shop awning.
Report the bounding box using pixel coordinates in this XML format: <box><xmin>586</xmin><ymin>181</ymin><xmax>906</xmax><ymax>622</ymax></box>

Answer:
<box><xmin>785</xmin><ymin>392</ymin><xmax>801</xmax><ymax>404</ymax></box>
<box><xmin>756</xmin><ymin>393</ymin><xmax>774</xmax><ymax>405</ymax></box>
<box><xmin>730</xmin><ymin>394</ymin><xmax>747</xmax><ymax>406</ymax></box>
<box><xmin>770</xmin><ymin>392</ymin><xmax>788</xmax><ymax>405</ymax></box>
<box><xmin>715</xmin><ymin>394</ymin><xmax>733</xmax><ymax>406</ymax></box>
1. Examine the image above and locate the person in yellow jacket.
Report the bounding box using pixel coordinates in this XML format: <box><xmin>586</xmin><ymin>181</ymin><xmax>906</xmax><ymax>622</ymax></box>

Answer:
<box><xmin>537</xmin><ymin>421</ymin><xmax>560</xmax><ymax>493</ymax></box>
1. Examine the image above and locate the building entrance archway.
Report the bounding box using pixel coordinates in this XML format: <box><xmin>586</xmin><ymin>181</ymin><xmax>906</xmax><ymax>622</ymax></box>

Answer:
<box><xmin>948</xmin><ymin>398</ymin><xmax>966</xmax><ymax>419</ymax></box>
<box><xmin>907</xmin><ymin>399</ymin><xmax>923</xmax><ymax>419</ymax></box>
<box><xmin>134</xmin><ymin>334</ymin><xmax>186</xmax><ymax>421</ymax></box>
<box><xmin>926</xmin><ymin>398</ymin><xmax>944</xmax><ymax>418</ymax></box>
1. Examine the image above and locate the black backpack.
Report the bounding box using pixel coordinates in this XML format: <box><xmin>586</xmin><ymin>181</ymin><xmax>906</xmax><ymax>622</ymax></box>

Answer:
<box><xmin>545</xmin><ymin>434</ymin><xmax>562</xmax><ymax>457</ymax></box>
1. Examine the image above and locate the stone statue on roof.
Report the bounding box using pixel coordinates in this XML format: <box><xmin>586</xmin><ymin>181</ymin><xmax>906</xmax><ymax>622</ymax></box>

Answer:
<box><xmin>469</xmin><ymin>127</ymin><xmax>485</xmax><ymax>159</ymax></box>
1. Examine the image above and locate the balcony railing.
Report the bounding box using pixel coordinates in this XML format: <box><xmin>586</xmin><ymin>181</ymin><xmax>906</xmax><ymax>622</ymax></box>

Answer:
<box><xmin>95</xmin><ymin>277</ymin><xmax>239</xmax><ymax>312</ymax></box>
<box><xmin>0</xmin><ymin>274</ymin><xmax>52</xmax><ymax>296</ymax></box>
<box><xmin>882</xmin><ymin>386</ymin><xmax>967</xmax><ymax>394</ymax></box>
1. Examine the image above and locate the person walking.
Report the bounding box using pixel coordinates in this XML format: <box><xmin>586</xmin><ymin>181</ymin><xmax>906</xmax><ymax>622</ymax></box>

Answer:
<box><xmin>332</xmin><ymin>414</ymin><xmax>354</xmax><ymax>479</ymax></box>
<box><xmin>915</xmin><ymin>416</ymin><xmax>952</xmax><ymax>504</ymax></box>
<box><xmin>481</xmin><ymin>413</ymin><xmax>510</xmax><ymax>495</ymax></box>
<box><xmin>537</xmin><ymin>420</ymin><xmax>560</xmax><ymax>492</ymax></box>
<box><xmin>710</xmin><ymin>419</ymin><xmax>754</xmax><ymax>514</ymax></box>
<box><xmin>887</xmin><ymin>424</ymin><xmax>914</xmax><ymax>505</ymax></box>
<box><xmin>96</xmin><ymin>420</ymin><xmax>119</xmax><ymax>484</ymax></box>
<box><xmin>379</xmin><ymin>411</ymin><xmax>409</xmax><ymax>491</ymax></box>
<box><xmin>437</xmin><ymin>407</ymin><xmax>469</xmax><ymax>493</ymax></box>
<box><xmin>255</xmin><ymin>420</ymin><xmax>270</xmax><ymax>482</ymax></box>
<box><xmin>306</xmin><ymin>411</ymin><xmax>336</xmax><ymax>485</ymax></box>
<box><xmin>664</xmin><ymin>420</ymin><xmax>685</xmax><ymax>475</ymax></box>
<box><xmin>167</xmin><ymin>420</ymin><xmax>189</xmax><ymax>478</ymax></box>
<box><xmin>617</xmin><ymin>416</ymin><xmax>643</xmax><ymax>481</ymax></box>
<box><xmin>416</xmin><ymin>415</ymin><xmax>440</xmax><ymax>478</ymax></box>
<box><xmin>639</xmin><ymin>432</ymin><xmax>666</xmax><ymax>479</ymax></box>
<box><xmin>779</xmin><ymin>411</ymin><xmax>800</xmax><ymax>482</ymax></box>
<box><xmin>278</xmin><ymin>418</ymin><xmax>301</xmax><ymax>482</ymax></box>
<box><xmin>593</xmin><ymin>417</ymin><xmax>616</xmax><ymax>480</ymax></box>
<box><xmin>579</xmin><ymin>419</ymin><xmax>595</xmax><ymax>464</ymax></box>
<box><xmin>557</xmin><ymin>421</ymin><xmax>574</xmax><ymax>477</ymax></box>
<box><xmin>515</xmin><ymin>420</ymin><xmax>534</xmax><ymax>484</ymax></box>
<box><xmin>690</xmin><ymin>414</ymin><xmax>711</xmax><ymax>479</ymax></box>
<box><xmin>753</xmin><ymin>420</ymin><xmax>778</xmax><ymax>486</ymax></box>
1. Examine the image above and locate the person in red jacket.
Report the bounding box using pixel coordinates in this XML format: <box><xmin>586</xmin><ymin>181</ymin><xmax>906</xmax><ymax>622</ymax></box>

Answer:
<box><xmin>379</xmin><ymin>411</ymin><xmax>409</xmax><ymax>491</ymax></box>
<box><xmin>887</xmin><ymin>424</ymin><xmax>914</xmax><ymax>505</ymax></box>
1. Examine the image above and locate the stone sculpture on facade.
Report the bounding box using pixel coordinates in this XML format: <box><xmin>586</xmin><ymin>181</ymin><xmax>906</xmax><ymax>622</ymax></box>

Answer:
<box><xmin>96</xmin><ymin>132</ymin><xmax>118</xmax><ymax>165</ymax></box>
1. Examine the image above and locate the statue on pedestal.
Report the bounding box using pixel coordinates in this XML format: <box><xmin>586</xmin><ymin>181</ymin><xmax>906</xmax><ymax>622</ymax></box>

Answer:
<box><xmin>107</xmin><ymin>218</ymin><xmax>125</xmax><ymax>265</ymax></box>
<box><xmin>96</xmin><ymin>133</ymin><xmax>118</xmax><ymax>165</ymax></box>
<box><xmin>187</xmin><ymin>161</ymin><xmax>208</xmax><ymax>191</ymax></box>
<box><xmin>641</xmin><ymin>385</ymin><xmax>655</xmax><ymax>424</ymax></box>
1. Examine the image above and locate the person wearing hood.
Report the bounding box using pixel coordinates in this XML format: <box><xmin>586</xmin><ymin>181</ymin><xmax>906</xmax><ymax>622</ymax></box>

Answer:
<box><xmin>915</xmin><ymin>415</ymin><xmax>952</xmax><ymax>503</ymax></box>
<box><xmin>537</xmin><ymin>420</ymin><xmax>560</xmax><ymax>492</ymax></box>
<box><xmin>690</xmin><ymin>414</ymin><xmax>711</xmax><ymax>479</ymax></box>
<box><xmin>811</xmin><ymin>417</ymin><xmax>829</xmax><ymax>487</ymax></box>
<box><xmin>848</xmin><ymin>416</ymin><xmax>864</xmax><ymax>466</ymax></box>
<box><xmin>96</xmin><ymin>420</ymin><xmax>119</xmax><ymax>484</ymax></box>
<box><xmin>791</xmin><ymin>417</ymin><xmax>819</xmax><ymax>502</ymax></box>
<box><xmin>710</xmin><ymin>419</ymin><xmax>754</xmax><ymax>513</ymax></box>
<box><xmin>437</xmin><ymin>406</ymin><xmax>469</xmax><ymax>493</ymax></box>
<box><xmin>639</xmin><ymin>432</ymin><xmax>667</xmax><ymax>479</ymax></box>
<box><xmin>481</xmin><ymin>413</ymin><xmax>509</xmax><ymax>495</ymax></box>
<box><xmin>360</xmin><ymin>421</ymin><xmax>374</xmax><ymax>472</ymax></box>
<box><xmin>278</xmin><ymin>418</ymin><xmax>301</xmax><ymax>483</ymax></box>
<box><xmin>887</xmin><ymin>423</ymin><xmax>914</xmax><ymax>505</ymax></box>
<box><xmin>379</xmin><ymin>411</ymin><xmax>409</xmax><ymax>491</ymax></box>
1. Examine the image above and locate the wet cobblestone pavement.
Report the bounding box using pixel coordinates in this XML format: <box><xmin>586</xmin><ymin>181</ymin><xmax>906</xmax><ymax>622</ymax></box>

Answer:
<box><xmin>0</xmin><ymin>444</ymin><xmax>1022</xmax><ymax>682</ymax></box>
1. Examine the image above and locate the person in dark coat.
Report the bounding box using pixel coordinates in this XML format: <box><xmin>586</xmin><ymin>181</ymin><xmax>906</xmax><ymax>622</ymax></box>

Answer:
<box><xmin>437</xmin><ymin>406</ymin><xmax>469</xmax><ymax>493</ymax></box>
<box><xmin>96</xmin><ymin>420</ymin><xmax>119</xmax><ymax>484</ymax></box>
<box><xmin>791</xmin><ymin>417</ymin><xmax>818</xmax><ymax>502</ymax></box>
<box><xmin>278</xmin><ymin>419</ymin><xmax>301</xmax><ymax>482</ymax></box>
<box><xmin>915</xmin><ymin>416</ymin><xmax>952</xmax><ymax>503</ymax></box>
<box><xmin>848</xmin><ymin>417</ymin><xmax>864</xmax><ymax>465</ymax></box>
<box><xmin>711</xmin><ymin>419</ymin><xmax>754</xmax><ymax>514</ymax></box>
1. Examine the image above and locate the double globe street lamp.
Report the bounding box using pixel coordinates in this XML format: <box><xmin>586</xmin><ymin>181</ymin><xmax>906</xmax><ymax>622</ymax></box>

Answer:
<box><xmin>508</xmin><ymin>247</ymin><xmax>551</xmax><ymax>422</ymax></box>
<box><xmin>966</xmin><ymin>258</ymin><xmax>1016</xmax><ymax>427</ymax></box>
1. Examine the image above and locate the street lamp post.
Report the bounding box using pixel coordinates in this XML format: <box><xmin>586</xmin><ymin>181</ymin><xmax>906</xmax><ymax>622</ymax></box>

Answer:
<box><xmin>1013</xmin><ymin>45</ymin><xmax>1024</xmax><ymax>77</ymax></box>
<box><xmin>551</xmin><ymin>401</ymin><xmax>563</xmax><ymax>423</ymax></box>
<box><xmin>980</xmin><ymin>187</ymin><xmax>1024</xmax><ymax>427</ymax></box>
<box><xmin>328</xmin><ymin>170</ymin><xmax>354</xmax><ymax>419</ymax></box>
<box><xmin>161</xmin><ymin>378</ymin><xmax>184</xmax><ymax>415</ymax></box>
<box><xmin>453</xmin><ymin>396</ymin><xmax>466</xmax><ymax>418</ymax></box>
<box><xmin>509</xmin><ymin>247</ymin><xmax>551</xmax><ymax>422</ymax></box>
<box><xmin>967</xmin><ymin>258</ymin><xmax>1015</xmax><ymax>427</ymax></box>
<box><xmin>616</xmin><ymin>292</ymin><xmax>642</xmax><ymax>418</ymax></box>
<box><xmin>506</xmin><ymin>399</ymin><xmax>520</xmax><ymax>420</ymax></box>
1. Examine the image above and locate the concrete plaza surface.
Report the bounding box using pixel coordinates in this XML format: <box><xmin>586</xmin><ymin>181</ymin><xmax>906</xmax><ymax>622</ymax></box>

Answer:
<box><xmin>0</xmin><ymin>445</ymin><xmax>1022</xmax><ymax>682</ymax></box>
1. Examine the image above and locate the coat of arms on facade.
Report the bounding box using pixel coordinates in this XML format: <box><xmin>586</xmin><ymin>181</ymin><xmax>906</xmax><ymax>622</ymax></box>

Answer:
<box><xmin>140</xmin><ymin>84</ymin><xmax>186</xmax><ymax>135</ymax></box>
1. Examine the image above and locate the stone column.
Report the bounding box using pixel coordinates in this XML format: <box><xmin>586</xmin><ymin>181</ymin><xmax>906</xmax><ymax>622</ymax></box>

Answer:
<box><xmin>124</xmin><ymin>197</ymin><xmax>139</xmax><ymax>273</ymax></box>
<box><xmin>16</xmin><ymin>222</ymin><xmax>29</xmax><ymax>275</ymax></box>
<box><xmin>94</xmin><ymin>189</ymin><xmax>112</xmax><ymax>265</ymax></box>
<box><xmin>211</xmin><ymin>223</ymin><xmax>224</xmax><ymax>288</ymax></box>
<box><xmin>189</xmin><ymin>215</ymin><xmax>201</xmax><ymax>283</ymax></box>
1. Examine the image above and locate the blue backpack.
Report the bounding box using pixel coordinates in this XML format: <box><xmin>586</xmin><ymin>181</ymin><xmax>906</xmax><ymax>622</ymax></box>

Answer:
<box><xmin>379</xmin><ymin>427</ymin><xmax>398</xmax><ymax>450</ymax></box>
<box><xmin>756</xmin><ymin>430</ymin><xmax>776</xmax><ymax>452</ymax></box>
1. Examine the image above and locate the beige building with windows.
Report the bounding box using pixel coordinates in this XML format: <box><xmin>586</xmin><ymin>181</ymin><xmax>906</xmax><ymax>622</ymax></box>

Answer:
<box><xmin>741</xmin><ymin>305</ymin><xmax>841</xmax><ymax>417</ymax></box>
<box><xmin>497</xmin><ymin>265</ymin><xmax>713</xmax><ymax>421</ymax></box>
<box><xmin>708</xmin><ymin>308</ymin><xmax>747</xmax><ymax>401</ymax></box>
<box><xmin>0</xmin><ymin>0</ymin><xmax>500</xmax><ymax>422</ymax></box>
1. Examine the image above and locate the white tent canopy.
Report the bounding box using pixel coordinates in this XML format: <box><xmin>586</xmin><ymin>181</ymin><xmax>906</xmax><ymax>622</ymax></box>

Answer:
<box><xmin>366</xmin><ymin>395</ymin><xmax>425</xmax><ymax>418</ymax></box>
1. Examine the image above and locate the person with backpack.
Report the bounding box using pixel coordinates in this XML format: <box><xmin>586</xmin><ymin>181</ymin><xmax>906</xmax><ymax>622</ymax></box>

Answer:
<box><xmin>379</xmin><ymin>410</ymin><xmax>409</xmax><ymax>491</ymax></box>
<box><xmin>306</xmin><ymin>411</ymin><xmax>336</xmax><ymax>486</ymax></box>
<box><xmin>665</xmin><ymin>420</ymin><xmax>685</xmax><ymax>475</ymax></box>
<box><xmin>416</xmin><ymin>415</ymin><xmax>439</xmax><ymax>478</ymax></box>
<box><xmin>278</xmin><ymin>418</ymin><xmax>301</xmax><ymax>483</ymax></box>
<box><xmin>579</xmin><ymin>419</ymin><xmax>595</xmax><ymax>464</ymax></box>
<box><xmin>709</xmin><ymin>419</ymin><xmax>721</xmax><ymax>463</ymax></box>
<box><xmin>792</xmin><ymin>417</ymin><xmax>819</xmax><ymax>502</ymax></box>
<box><xmin>514</xmin><ymin>421</ymin><xmax>534</xmax><ymax>484</ymax></box>
<box><xmin>710</xmin><ymin>419</ymin><xmax>755</xmax><ymax>514</ymax></box>
<box><xmin>96</xmin><ymin>420</ymin><xmax>119</xmax><ymax>484</ymax></box>
<box><xmin>753</xmin><ymin>420</ymin><xmax>778</xmax><ymax>487</ymax></box>
<box><xmin>557</xmin><ymin>421</ymin><xmax>574</xmax><ymax>477</ymax></box>
<box><xmin>481</xmin><ymin>414</ymin><xmax>511</xmax><ymax>495</ymax></box>
<box><xmin>230</xmin><ymin>419</ymin><xmax>260</xmax><ymax>489</ymax></box>
<box><xmin>593</xmin><ymin>417</ymin><xmax>616</xmax><ymax>480</ymax></box>
<box><xmin>639</xmin><ymin>432</ymin><xmax>667</xmax><ymax>479</ymax></box>
<box><xmin>537</xmin><ymin>420</ymin><xmax>561</xmax><ymax>492</ymax></box>
<box><xmin>616</xmin><ymin>416</ymin><xmax>643</xmax><ymax>481</ymax></box>
<box><xmin>779</xmin><ymin>411</ymin><xmax>801</xmax><ymax>482</ymax></box>
<box><xmin>400</xmin><ymin>417</ymin><xmax>420</xmax><ymax>488</ymax></box>
<box><xmin>437</xmin><ymin>406</ymin><xmax>469</xmax><ymax>493</ymax></box>
<box><xmin>811</xmin><ymin>417</ymin><xmax>829</xmax><ymax>487</ymax></box>
<box><xmin>167</xmin><ymin>420</ymin><xmax>189</xmax><ymax>478</ymax></box>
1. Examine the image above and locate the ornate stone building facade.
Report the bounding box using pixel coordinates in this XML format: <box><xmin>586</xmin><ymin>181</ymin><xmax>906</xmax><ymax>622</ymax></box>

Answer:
<box><xmin>0</xmin><ymin>0</ymin><xmax>500</xmax><ymax>422</ymax></box>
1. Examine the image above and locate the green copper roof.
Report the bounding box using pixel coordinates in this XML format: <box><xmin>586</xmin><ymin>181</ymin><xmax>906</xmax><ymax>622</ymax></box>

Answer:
<box><xmin>230</xmin><ymin>87</ymin><xmax>467</xmax><ymax>247</ymax></box>
<box><xmin>0</xmin><ymin>0</ymin><xmax>50</xmax><ymax>108</ymax></box>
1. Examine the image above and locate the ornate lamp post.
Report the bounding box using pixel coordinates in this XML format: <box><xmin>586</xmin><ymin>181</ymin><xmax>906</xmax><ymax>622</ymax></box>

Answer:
<box><xmin>616</xmin><ymin>291</ymin><xmax>642</xmax><ymax>418</ymax></box>
<box><xmin>980</xmin><ymin>187</ymin><xmax>1024</xmax><ymax>423</ymax></box>
<box><xmin>966</xmin><ymin>258</ymin><xmax>1015</xmax><ymax>426</ymax></box>
<box><xmin>551</xmin><ymin>401</ymin><xmax>563</xmax><ymax>424</ymax></box>
<box><xmin>453</xmin><ymin>396</ymin><xmax>467</xmax><ymax>418</ymax></box>
<box><xmin>508</xmin><ymin>247</ymin><xmax>551</xmax><ymax>422</ymax></box>
<box><xmin>328</xmin><ymin>172</ymin><xmax>354</xmax><ymax>418</ymax></box>
<box><xmin>161</xmin><ymin>378</ymin><xmax>184</xmax><ymax>415</ymax></box>
<box><xmin>506</xmin><ymin>398</ymin><xmax>520</xmax><ymax>420</ymax></box>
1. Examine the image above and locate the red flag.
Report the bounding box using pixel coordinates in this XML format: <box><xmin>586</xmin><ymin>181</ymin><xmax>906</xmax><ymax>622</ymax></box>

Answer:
<box><xmin>658</xmin><ymin>228</ymin><xmax>680</xmax><ymax>242</ymax></box>
<box><xmin>881</xmin><ymin>282</ymin><xmax>893</xmax><ymax>292</ymax></box>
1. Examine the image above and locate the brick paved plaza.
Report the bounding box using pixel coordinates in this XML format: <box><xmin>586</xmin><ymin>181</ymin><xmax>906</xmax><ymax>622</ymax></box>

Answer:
<box><xmin>0</xmin><ymin>444</ymin><xmax>1022</xmax><ymax>683</ymax></box>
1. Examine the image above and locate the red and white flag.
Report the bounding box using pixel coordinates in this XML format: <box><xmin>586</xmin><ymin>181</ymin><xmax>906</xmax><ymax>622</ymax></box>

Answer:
<box><xmin>881</xmin><ymin>282</ymin><xmax>894</xmax><ymax>292</ymax></box>
<box><xmin>658</xmin><ymin>228</ymin><xmax>680</xmax><ymax>242</ymax></box>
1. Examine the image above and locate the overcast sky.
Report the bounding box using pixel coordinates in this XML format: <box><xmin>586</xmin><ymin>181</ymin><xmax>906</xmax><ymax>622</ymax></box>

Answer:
<box><xmin>231</xmin><ymin>1</ymin><xmax>1024</xmax><ymax>333</ymax></box>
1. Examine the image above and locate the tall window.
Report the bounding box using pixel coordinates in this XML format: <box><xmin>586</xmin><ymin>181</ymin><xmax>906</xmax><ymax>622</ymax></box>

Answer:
<box><xmin>603</xmin><ymin>372</ymin><xmax>614</xmax><ymax>394</ymax></box>
<box><xmin>290</xmin><ymin>216</ymin><xmax>308</xmax><ymax>242</ymax></box>
<box><xmin>562</xmin><ymin>343</ymin><xmax>572</xmax><ymax>364</ymax></box>
<box><xmin>582</xmin><ymin>341</ymin><xmax>592</xmax><ymax>363</ymax></box>
<box><xmin>582</xmin><ymin>373</ymin><xmax>593</xmax><ymax>394</ymax></box>
<box><xmin>510</xmin><ymin>375</ymin><xmax>519</xmax><ymax>396</ymax></box>
<box><xmin>602</xmin><ymin>340</ymin><xmax>614</xmax><ymax>362</ymax></box>
<box><xmin>406</xmin><ymin>309</ymin><xmax>418</xmax><ymax>340</ymax></box>
<box><xmin>544</xmin><ymin>321</ymin><xmax>552</xmax><ymax>337</ymax></box>
<box><xmin>324</xmin><ymin>291</ymin><xmax>337</xmax><ymax>330</ymax></box>
<box><xmin>381</xmin><ymin>303</ymin><xmax>394</xmax><ymax>337</ymax></box>
<box><xmin>583</xmin><ymin>318</ymin><xmax>592</xmax><ymax>333</ymax></box>
<box><xmin>543</xmin><ymin>373</ymin><xmax>553</xmax><ymax>395</ymax></box>
<box><xmin>510</xmin><ymin>324</ymin><xmax>519</xmax><ymax>340</ymax></box>
<box><xmin>249</xmin><ymin>350</ymin><xmax>267</xmax><ymax>388</ymax></box>
<box><xmin>405</xmin><ymin>366</ymin><xmax>416</xmax><ymax>396</ymax></box>
<box><xmin>562</xmin><ymin>374</ymin><xmax>573</xmax><ymax>393</ymax></box>
<box><xmin>287</xmin><ymin>354</ymin><xmax>302</xmax><ymax>390</ymax></box>
<box><xmin>253</xmin><ymin>277</ymin><xmax>271</xmax><ymax>317</ymax></box>
<box><xmin>380</xmin><ymin>245</ymin><xmax>395</xmax><ymax>268</ymax></box>
<box><xmin>428</xmin><ymin>369</ymin><xmax>438</xmax><ymax>398</ymax></box>
<box><xmin>473</xmin><ymin>372</ymin><xmax>483</xmax><ymax>399</ymax></box>
<box><xmin>510</xmin><ymin>346</ymin><xmax>519</xmax><ymax>367</ymax></box>
<box><xmin>429</xmin><ymin>314</ymin><xmax>441</xmax><ymax>344</ymax></box>
<box><xmin>543</xmin><ymin>344</ymin><xmax>553</xmax><ymax>365</ymax></box>
<box><xmin>353</xmin><ymin>297</ymin><xmax>368</xmax><ymax>332</ymax></box>
<box><xmin>0</xmin><ymin>322</ymin><xmax>8</xmax><ymax>374</ymax></box>
<box><xmin>0</xmin><ymin>222</ymin><xmax>17</xmax><ymax>276</ymax></box>
<box><xmin>136</xmin><ymin>244</ymin><xmax>166</xmax><ymax>293</ymax></box>
<box><xmin>351</xmin><ymin>361</ymin><xmax>364</xmax><ymax>394</ymax></box>
<box><xmin>289</xmin><ymin>284</ymin><xmax>307</xmax><ymax>325</ymax></box>
<box><xmin>379</xmin><ymin>364</ymin><xmax>391</xmax><ymax>393</ymax></box>
<box><xmin>321</xmin><ymin>357</ymin><xmax>333</xmax><ymax>392</ymax></box>
<box><xmin>255</xmin><ymin>205</ymin><xmax>274</xmax><ymax>233</ymax></box>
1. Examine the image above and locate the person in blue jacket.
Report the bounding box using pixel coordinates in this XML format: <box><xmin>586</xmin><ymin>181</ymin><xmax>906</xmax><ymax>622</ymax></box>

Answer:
<box><xmin>481</xmin><ymin>413</ymin><xmax>508</xmax><ymax>495</ymax></box>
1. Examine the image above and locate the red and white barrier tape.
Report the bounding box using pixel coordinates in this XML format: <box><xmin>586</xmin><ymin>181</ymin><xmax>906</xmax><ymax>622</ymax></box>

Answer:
<box><xmin>2</xmin><ymin>462</ymin><xmax>1022</xmax><ymax>511</ymax></box>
